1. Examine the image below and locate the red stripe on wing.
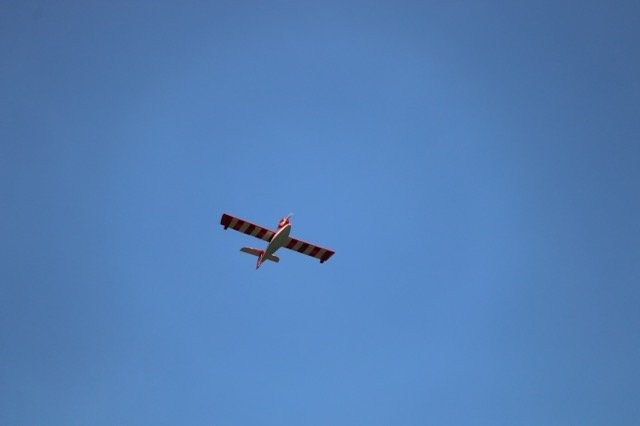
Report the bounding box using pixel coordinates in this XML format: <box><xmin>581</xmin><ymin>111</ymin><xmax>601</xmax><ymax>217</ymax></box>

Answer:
<box><xmin>320</xmin><ymin>250</ymin><xmax>335</xmax><ymax>262</ymax></box>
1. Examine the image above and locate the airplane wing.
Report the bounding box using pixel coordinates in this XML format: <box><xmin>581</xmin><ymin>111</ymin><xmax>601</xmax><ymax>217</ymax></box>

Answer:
<box><xmin>284</xmin><ymin>237</ymin><xmax>335</xmax><ymax>263</ymax></box>
<box><xmin>220</xmin><ymin>213</ymin><xmax>275</xmax><ymax>242</ymax></box>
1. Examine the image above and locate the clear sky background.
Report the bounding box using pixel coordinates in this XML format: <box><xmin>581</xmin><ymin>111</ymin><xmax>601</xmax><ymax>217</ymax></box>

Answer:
<box><xmin>2</xmin><ymin>1</ymin><xmax>639</xmax><ymax>424</ymax></box>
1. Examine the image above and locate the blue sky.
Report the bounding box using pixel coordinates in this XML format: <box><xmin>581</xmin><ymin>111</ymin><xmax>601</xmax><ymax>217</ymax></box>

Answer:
<box><xmin>2</xmin><ymin>1</ymin><xmax>639</xmax><ymax>424</ymax></box>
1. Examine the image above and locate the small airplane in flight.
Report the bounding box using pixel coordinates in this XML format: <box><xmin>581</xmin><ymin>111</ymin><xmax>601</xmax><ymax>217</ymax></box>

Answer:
<box><xmin>220</xmin><ymin>213</ymin><xmax>335</xmax><ymax>269</ymax></box>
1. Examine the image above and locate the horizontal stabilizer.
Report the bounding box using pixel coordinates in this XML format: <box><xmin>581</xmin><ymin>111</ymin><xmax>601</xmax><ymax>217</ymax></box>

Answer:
<box><xmin>240</xmin><ymin>247</ymin><xmax>279</xmax><ymax>263</ymax></box>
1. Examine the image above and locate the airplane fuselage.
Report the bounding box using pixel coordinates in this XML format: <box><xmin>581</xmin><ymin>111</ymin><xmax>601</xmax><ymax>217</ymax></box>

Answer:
<box><xmin>265</xmin><ymin>223</ymin><xmax>291</xmax><ymax>259</ymax></box>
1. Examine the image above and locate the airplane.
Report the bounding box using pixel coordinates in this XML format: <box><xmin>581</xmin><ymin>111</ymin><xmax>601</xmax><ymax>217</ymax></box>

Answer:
<box><xmin>220</xmin><ymin>213</ymin><xmax>335</xmax><ymax>269</ymax></box>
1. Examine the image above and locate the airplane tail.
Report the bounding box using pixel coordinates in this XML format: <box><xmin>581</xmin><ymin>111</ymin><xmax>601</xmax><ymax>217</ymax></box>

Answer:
<box><xmin>240</xmin><ymin>247</ymin><xmax>279</xmax><ymax>269</ymax></box>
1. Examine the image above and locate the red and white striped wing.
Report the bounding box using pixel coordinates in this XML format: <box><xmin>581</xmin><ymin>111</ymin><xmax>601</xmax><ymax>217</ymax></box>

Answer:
<box><xmin>285</xmin><ymin>237</ymin><xmax>335</xmax><ymax>263</ymax></box>
<box><xmin>220</xmin><ymin>213</ymin><xmax>275</xmax><ymax>242</ymax></box>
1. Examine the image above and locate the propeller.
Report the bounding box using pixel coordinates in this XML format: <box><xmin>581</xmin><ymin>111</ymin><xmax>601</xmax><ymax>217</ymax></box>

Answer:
<box><xmin>278</xmin><ymin>213</ymin><xmax>293</xmax><ymax>228</ymax></box>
